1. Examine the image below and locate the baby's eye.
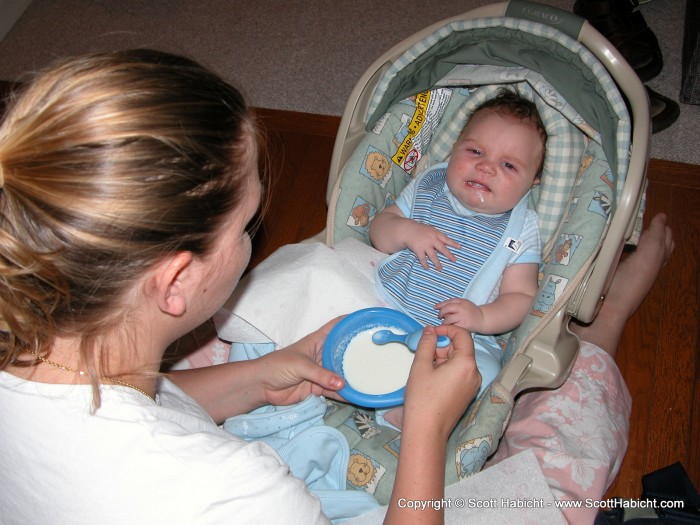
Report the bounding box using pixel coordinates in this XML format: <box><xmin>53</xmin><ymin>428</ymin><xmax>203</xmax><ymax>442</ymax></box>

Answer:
<box><xmin>503</xmin><ymin>162</ymin><xmax>517</xmax><ymax>171</ymax></box>
<box><xmin>466</xmin><ymin>148</ymin><xmax>482</xmax><ymax>156</ymax></box>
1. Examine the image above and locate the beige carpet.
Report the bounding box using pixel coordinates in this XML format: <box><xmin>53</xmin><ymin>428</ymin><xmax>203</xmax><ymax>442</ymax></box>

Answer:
<box><xmin>0</xmin><ymin>0</ymin><xmax>696</xmax><ymax>166</ymax></box>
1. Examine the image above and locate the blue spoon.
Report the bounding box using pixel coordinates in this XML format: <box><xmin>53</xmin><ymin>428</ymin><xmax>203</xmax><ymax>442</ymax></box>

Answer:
<box><xmin>371</xmin><ymin>328</ymin><xmax>451</xmax><ymax>352</ymax></box>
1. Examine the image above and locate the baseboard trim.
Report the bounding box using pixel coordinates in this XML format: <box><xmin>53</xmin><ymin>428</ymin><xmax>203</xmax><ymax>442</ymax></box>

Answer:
<box><xmin>252</xmin><ymin>107</ymin><xmax>340</xmax><ymax>137</ymax></box>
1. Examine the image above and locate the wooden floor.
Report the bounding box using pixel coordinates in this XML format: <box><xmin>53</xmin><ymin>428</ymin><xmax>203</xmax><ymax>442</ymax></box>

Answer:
<box><xmin>252</xmin><ymin>107</ymin><xmax>700</xmax><ymax>501</ymax></box>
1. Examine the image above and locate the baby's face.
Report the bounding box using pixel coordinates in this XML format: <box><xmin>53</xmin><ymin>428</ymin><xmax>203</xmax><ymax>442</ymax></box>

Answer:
<box><xmin>446</xmin><ymin>109</ymin><xmax>543</xmax><ymax>214</ymax></box>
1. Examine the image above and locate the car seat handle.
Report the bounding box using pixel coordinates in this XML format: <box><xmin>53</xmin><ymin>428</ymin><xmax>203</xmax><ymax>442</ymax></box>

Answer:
<box><xmin>505</xmin><ymin>0</ymin><xmax>585</xmax><ymax>41</ymax></box>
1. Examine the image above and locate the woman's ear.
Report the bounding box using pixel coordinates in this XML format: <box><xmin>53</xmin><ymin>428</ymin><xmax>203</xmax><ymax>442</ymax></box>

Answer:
<box><xmin>153</xmin><ymin>251</ymin><xmax>194</xmax><ymax>316</ymax></box>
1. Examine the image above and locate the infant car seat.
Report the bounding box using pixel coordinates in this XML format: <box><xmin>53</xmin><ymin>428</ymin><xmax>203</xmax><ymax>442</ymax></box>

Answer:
<box><xmin>321</xmin><ymin>0</ymin><xmax>649</xmax><ymax>486</ymax></box>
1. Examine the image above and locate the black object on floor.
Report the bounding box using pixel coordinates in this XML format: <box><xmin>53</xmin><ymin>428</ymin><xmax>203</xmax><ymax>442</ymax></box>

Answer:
<box><xmin>680</xmin><ymin>0</ymin><xmax>700</xmax><ymax>104</ymax></box>
<box><xmin>595</xmin><ymin>462</ymin><xmax>700</xmax><ymax>524</ymax></box>
<box><xmin>573</xmin><ymin>0</ymin><xmax>663</xmax><ymax>82</ymax></box>
<box><xmin>646</xmin><ymin>86</ymin><xmax>680</xmax><ymax>134</ymax></box>
<box><xmin>641</xmin><ymin>462</ymin><xmax>700</xmax><ymax>523</ymax></box>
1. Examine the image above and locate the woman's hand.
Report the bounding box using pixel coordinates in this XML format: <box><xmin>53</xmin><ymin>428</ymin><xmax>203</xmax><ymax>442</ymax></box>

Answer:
<box><xmin>258</xmin><ymin>317</ymin><xmax>346</xmax><ymax>406</ymax></box>
<box><xmin>169</xmin><ymin>317</ymin><xmax>345</xmax><ymax>423</ymax></box>
<box><xmin>403</xmin><ymin>324</ymin><xmax>481</xmax><ymax>439</ymax></box>
<box><xmin>385</xmin><ymin>324</ymin><xmax>480</xmax><ymax>524</ymax></box>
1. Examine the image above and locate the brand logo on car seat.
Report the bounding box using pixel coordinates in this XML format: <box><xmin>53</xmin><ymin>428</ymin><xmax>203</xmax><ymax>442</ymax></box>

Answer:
<box><xmin>521</xmin><ymin>6</ymin><xmax>564</xmax><ymax>25</ymax></box>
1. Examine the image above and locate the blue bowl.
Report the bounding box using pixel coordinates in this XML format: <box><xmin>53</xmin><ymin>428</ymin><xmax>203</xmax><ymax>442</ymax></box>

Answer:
<box><xmin>322</xmin><ymin>307</ymin><xmax>421</xmax><ymax>408</ymax></box>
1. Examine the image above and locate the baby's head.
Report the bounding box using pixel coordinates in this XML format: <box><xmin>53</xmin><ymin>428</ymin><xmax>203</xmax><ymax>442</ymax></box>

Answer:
<box><xmin>446</xmin><ymin>90</ymin><xmax>547</xmax><ymax>214</ymax></box>
<box><xmin>466</xmin><ymin>90</ymin><xmax>548</xmax><ymax>178</ymax></box>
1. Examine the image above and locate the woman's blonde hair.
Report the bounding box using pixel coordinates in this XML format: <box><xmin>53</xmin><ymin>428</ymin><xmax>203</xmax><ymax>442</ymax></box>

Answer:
<box><xmin>0</xmin><ymin>49</ymin><xmax>256</xmax><ymax>401</ymax></box>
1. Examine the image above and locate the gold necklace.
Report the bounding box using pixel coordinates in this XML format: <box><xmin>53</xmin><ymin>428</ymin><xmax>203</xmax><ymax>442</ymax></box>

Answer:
<box><xmin>26</xmin><ymin>350</ymin><xmax>154</xmax><ymax>401</ymax></box>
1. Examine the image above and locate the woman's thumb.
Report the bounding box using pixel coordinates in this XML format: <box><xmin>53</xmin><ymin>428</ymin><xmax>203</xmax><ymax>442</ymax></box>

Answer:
<box><xmin>305</xmin><ymin>361</ymin><xmax>345</xmax><ymax>391</ymax></box>
<box><xmin>413</xmin><ymin>325</ymin><xmax>438</xmax><ymax>365</ymax></box>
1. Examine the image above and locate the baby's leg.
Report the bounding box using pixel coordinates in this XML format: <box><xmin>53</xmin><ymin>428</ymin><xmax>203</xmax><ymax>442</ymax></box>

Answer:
<box><xmin>570</xmin><ymin>213</ymin><xmax>674</xmax><ymax>357</ymax></box>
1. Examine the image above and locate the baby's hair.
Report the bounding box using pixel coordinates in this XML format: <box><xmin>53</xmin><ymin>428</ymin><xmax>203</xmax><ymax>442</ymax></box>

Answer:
<box><xmin>466</xmin><ymin>89</ymin><xmax>548</xmax><ymax>177</ymax></box>
<box><xmin>0</xmin><ymin>49</ymin><xmax>258</xmax><ymax>405</ymax></box>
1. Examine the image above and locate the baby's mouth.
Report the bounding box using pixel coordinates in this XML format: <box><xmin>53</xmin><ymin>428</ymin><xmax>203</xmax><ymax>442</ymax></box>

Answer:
<box><xmin>465</xmin><ymin>180</ymin><xmax>491</xmax><ymax>192</ymax></box>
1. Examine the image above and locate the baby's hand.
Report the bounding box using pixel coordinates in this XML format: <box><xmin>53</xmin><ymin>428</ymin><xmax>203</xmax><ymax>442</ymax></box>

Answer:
<box><xmin>435</xmin><ymin>298</ymin><xmax>485</xmax><ymax>332</ymax></box>
<box><xmin>404</xmin><ymin>222</ymin><xmax>460</xmax><ymax>271</ymax></box>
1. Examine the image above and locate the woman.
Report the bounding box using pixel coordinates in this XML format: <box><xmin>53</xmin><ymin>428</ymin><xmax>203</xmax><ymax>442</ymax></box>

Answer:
<box><xmin>0</xmin><ymin>49</ymin><xmax>479</xmax><ymax>524</ymax></box>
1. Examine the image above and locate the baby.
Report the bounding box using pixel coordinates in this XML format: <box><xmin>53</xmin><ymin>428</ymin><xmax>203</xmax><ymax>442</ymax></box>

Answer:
<box><xmin>370</xmin><ymin>90</ymin><xmax>547</xmax><ymax>429</ymax></box>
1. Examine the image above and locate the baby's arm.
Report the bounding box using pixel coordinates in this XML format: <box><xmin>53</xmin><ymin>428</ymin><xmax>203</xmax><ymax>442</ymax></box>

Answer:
<box><xmin>370</xmin><ymin>204</ymin><xmax>459</xmax><ymax>271</ymax></box>
<box><xmin>436</xmin><ymin>262</ymin><xmax>538</xmax><ymax>334</ymax></box>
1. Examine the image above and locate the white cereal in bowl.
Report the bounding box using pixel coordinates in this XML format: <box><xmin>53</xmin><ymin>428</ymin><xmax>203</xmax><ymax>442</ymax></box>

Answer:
<box><xmin>342</xmin><ymin>327</ymin><xmax>414</xmax><ymax>395</ymax></box>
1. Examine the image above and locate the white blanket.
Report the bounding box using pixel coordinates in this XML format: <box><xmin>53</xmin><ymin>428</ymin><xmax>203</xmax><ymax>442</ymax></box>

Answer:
<box><xmin>217</xmin><ymin>239</ymin><xmax>388</xmax><ymax>346</ymax></box>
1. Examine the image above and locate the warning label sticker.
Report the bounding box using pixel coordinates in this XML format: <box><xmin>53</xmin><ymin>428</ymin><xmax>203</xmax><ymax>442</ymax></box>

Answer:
<box><xmin>391</xmin><ymin>88</ymin><xmax>452</xmax><ymax>172</ymax></box>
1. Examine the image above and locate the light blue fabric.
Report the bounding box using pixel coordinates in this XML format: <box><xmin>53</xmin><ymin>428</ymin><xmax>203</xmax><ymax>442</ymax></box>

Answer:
<box><xmin>223</xmin><ymin>342</ymin><xmax>380</xmax><ymax>524</ymax></box>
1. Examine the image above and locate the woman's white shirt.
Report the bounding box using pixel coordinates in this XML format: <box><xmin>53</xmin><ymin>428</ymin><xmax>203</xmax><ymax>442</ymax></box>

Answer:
<box><xmin>0</xmin><ymin>371</ymin><xmax>329</xmax><ymax>525</ymax></box>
